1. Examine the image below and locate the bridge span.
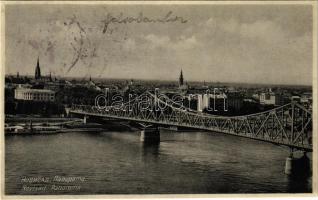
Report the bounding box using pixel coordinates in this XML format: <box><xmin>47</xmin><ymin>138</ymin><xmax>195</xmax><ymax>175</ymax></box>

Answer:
<box><xmin>68</xmin><ymin>91</ymin><xmax>312</xmax><ymax>152</ymax></box>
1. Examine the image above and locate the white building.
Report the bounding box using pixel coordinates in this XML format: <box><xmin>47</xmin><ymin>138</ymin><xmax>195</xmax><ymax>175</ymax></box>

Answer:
<box><xmin>195</xmin><ymin>93</ymin><xmax>227</xmax><ymax>112</ymax></box>
<box><xmin>202</xmin><ymin>94</ymin><xmax>210</xmax><ymax>109</ymax></box>
<box><xmin>14</xmin><ymin>86</ymin><xmax>55</xmax><ymax>102</ymax></box>
<box><xmin>197</xmin><ymin>94</ymin><xmax>203</xmax><ymax>112</ymax></box>
<box><xmin>259</xmin><ymin>92</ymin><xmax>276</xmax><ymax>105</ymax></box>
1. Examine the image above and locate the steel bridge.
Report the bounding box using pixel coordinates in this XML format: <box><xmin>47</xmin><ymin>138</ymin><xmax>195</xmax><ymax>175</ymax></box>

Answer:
<box><xmin>69</xmin><ymin>91</ymin><xmax>312</xmax><ymax>152</ymax></box>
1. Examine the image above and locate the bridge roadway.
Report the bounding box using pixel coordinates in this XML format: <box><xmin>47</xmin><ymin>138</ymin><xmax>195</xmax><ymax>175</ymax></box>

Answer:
<box><xmin>69</xmin><ymin>91</ymin><xmax>313</xmax><ymax>152</ymax></box>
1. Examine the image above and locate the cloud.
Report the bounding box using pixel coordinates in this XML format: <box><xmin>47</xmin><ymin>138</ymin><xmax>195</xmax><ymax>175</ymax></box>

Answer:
<box><xmin>172</xmin><ymin>35</ymin><xmax>198</xmax><ymax>50</ymax></box>
<box><xmin>109</xmin><ymin>15</ymin><xmax>312</xmax><ymax>85</ymax></box>
<box><xmin>144</xmin><ymin>34</ymin><xmax>170</xmax><ymax>48</ymax></box>
<box><xmin>240</xmin><ymin>20</ymin><xmax>286</xmax><ymax>43</ymax></box>
<box><xmin>143</xmin><ymin>34</ymin><xmax>198</xmax><ymax>51</ymax></box>
<box><xmin>122</xmin><ymin>38</ymin><xmax>136</xmax><ymax>51</ymax></box>
<box><xmin>5</xmin><ymin>5</ymin><xmax>313</xmax><ymax>85</ymax></box>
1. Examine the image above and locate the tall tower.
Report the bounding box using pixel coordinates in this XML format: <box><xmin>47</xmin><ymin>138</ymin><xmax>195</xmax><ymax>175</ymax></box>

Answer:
<box><xmin>35</xmin><ymin>57</ymin><xmax>41</xmax><ymax>79</ymax></box>
<box><xmin>179</xmin><ymin>69</ymin><xmax>184</xmax><ymax>86</ymax></box>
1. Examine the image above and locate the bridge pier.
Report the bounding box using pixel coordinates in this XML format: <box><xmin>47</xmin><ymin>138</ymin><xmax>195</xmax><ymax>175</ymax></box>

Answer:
<box><xmin>284</xmin><ymin>155</ymin><xmax>295</xmax><ymax>175</ymax></box>
<box><xmin>140</xmin><ymin>127</ymin><xmax>160</xmax><ymax>144</ymax></box>
<box><xmin>169</xmin><ymin>126</ymin><xmax>178</xmax><ymax>131</ymax></box>
<box><xmin>83</xmin><ymin>115</ymin><xmax>87</xmax><ymax>124</ymax></box>
<box><xmin>65</xmin><ymin>108</ymin><xmax>70</xmax><ymax>117</ymax></box>
<box><xmin>285</xmin><ymin>151</ymin><xmax>311</xmax><ymax>176</ymax></box>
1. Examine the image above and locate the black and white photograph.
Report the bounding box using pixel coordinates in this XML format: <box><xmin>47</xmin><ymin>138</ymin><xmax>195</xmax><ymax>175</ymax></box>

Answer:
<box><xmin>2</xmin><ymin>1</ymin><xmax>317</xmax><ymax>197</ymax></box>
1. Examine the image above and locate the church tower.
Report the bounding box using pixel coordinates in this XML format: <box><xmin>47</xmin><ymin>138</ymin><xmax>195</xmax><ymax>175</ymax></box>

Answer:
<box><xmin>179</xmin><ymin>69</ymin><xmax>184</xmax><ymax>86</ymax></box>
<box><xmin>35</xmin><ymin>57</ymin><xmax>41</xmax><ymax>80</ymax></box>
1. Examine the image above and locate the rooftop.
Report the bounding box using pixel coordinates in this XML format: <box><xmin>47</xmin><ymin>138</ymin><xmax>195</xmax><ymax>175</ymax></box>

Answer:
<box><xmin>15</xmin><ymin>87</ymin><xmax>55</xmax><ymax>93</ymax></box>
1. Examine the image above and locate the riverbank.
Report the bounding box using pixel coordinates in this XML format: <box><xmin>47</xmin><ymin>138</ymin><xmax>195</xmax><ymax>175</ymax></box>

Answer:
<box><xmin>5</xmin><ymin>114</ymin><xmax>136</xmax><ymax>135</ymax></box>
<box><xmin>5</xmin><ymin>115</ymin><xmax>80</xmax><ymax>123</ymax></box>
<box><xmin>5</xmin><ymin>128</ymin><xmax>106</xmax><ymax>136</ymax></box>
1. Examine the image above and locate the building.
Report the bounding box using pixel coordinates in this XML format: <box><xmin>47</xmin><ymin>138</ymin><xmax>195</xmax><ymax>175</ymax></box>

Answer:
<box><xmin>259</xmin><ymin>89</ymin><xmax>276</xmax><ymax>105</ymax></box>
<box><xmin>202</xmin><ymin>94</ymin><xmax>210</xmax><ymax>109</ymax></box>
<box><xmin>227</xmin><ymin>92</ymin><xmax>243</xmax><ymax>112</ymax></box>
<box><xmin>291</xmin><ymin>96</ymin><xmax>301</xmax><ymax>103</ymax></box>
<box><xmin>85</xmin><ymin>80</ymin><xmax>102</xmax><ymax>91</ymax></box>
<box><xmin>300</xmin><ymin>93</ymin><xmax>312</xmax><ymax>104</ymax></box>
<box><xmin>197</xmin><ymin>94</ymin><xmax>203</xmax><ymax>112</ymax></box>
<box><xmin>188</xmin><ymin>93</ymin><xmax>227</xmax><ymax>112</ymax></box>
<box><xmin>178</xmin><ymin>69</ymin><xmax>188</xmax><ymax>90</ymax></box>
<box><xmin>14</xmin><ymin>85</ymin><xmax>55</xmax><ymax>102</ymax></box>
<box><xmin>259</xmin><ymin>92</ymin><xmax>277</xmax><ymax>105</ymax></box>
<box><xmin>34</xmin><ymin>57</ymin><xmax>52</xmax><ymax>82</ymax></box>
<box><xmin>35</xmin><ymin>57</ymin><xmax>41</xmax><ymax>79</ymax></box>
<box><xmin>179</xmin><ymin>69</ymin><xmax>184</xmax><ymax>86</ymax></box>
<box><xmin>259</xmin><ymin>89</ymin><xmax>290</xmax><ymax>106</ymax></box>
<box><xmin>274</xmin><ymin>94</ymin><xmax>290</xmax><ymax>106</ymax></box>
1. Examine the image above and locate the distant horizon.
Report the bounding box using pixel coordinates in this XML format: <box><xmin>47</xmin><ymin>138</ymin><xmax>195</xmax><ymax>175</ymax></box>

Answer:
<box><xmin>5</xmin><ymin>71</ymin><xmax>313</xmax><ymax>88</ymax></box>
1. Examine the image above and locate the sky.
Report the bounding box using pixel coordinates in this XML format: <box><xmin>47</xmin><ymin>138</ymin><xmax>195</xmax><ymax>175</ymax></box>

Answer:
<box><xmin>5</xmin><ymin>4</ymin><xmax>313</xmax><ymax>85</ymax></box>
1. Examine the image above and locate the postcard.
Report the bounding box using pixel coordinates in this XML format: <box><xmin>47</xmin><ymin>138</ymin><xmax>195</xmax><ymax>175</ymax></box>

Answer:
<box><xmin>1</xmin><ymin>1</ymin><xmax>317</xmax><ymax>198</ymax></box>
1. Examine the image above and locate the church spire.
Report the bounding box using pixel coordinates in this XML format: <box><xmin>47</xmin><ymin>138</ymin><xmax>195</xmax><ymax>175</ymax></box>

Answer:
<box><xmin>179</xmin><ymin>69</ymin><xmax>184</xmax><ymax>86</ymax></box>
<box><xmin>35</xmin><ymin>56</ymin><xmax>41</xmax><ymax>79</ymax></box>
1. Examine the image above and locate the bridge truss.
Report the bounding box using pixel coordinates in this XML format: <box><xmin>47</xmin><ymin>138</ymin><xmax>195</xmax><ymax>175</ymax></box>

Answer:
<box><xmin>70</xmin><ymin>91</ymin><xmax>312</xmax><ymax>151</ymax></box>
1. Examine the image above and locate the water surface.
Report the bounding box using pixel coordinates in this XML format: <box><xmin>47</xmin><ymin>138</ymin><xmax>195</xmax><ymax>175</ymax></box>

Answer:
<box><xmin>5</xmin><ymin>130</ymin><xmax>312</xmax><ymax>194</ymax></box>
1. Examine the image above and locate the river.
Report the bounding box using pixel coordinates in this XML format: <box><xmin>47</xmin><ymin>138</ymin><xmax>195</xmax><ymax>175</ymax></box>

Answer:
<box><xmin>5</xmin><ymin>130</ymin><xmax>312</xmax><ymax>194</ymax></box>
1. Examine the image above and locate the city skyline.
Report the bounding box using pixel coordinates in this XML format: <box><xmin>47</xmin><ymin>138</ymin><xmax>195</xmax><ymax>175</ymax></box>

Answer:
<box><xmin>5</xmin><ymin>4</ymin><xmax>313</xmax><ymax>85</ymax></box>
<box><xmin>5</xmin><ymin>56</ymin><xmax>313</xmax><ymax>87</ymax></box>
